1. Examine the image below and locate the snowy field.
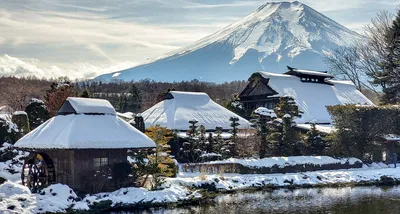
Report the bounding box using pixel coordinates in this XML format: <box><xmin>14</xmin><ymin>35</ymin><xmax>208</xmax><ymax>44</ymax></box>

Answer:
<box><xmin>1</xmin><ymin>162</ymin><xmax>400</xmax><ymax>213</ymax></box>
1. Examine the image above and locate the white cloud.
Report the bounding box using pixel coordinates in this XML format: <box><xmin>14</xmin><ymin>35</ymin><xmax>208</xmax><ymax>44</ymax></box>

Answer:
<box><xmin>0</xmin><ymin>55</ymin><xmax>136</xmax><ymax>79</ymax></box>
<box><xmin>0</xmin><ymin>0</ymin><xmax>396</xmax><ymax>79</ymax></box>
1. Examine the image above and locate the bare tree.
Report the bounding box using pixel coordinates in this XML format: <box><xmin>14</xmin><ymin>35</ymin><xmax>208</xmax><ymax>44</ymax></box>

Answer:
<box><xmin>325</xmin><ymin>11</ymin><xmax>394</xmax><ymax>96</ymax></box>
<box><xmin>325</xmin><ymin>46</ymin><xmax>367</xmax><ymax>91</ymax></box>
<box><xmin>359</xmin><ymin>11</ymin><xmax>395</xmax><ymax>89</ymax></box>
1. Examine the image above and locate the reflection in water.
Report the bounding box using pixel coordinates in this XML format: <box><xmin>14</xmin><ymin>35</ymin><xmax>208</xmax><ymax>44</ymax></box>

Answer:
<box><xmin>115</xmin><ymin>186</ymin><xmax>400</xmax><ymax>214</ymax></box>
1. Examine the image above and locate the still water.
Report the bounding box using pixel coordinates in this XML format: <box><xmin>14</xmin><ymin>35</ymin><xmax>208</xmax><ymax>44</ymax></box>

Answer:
<box><xmin>118</xmin><ymin>186</ymin><xmax>400</xmax><ymax>214</ymax></box>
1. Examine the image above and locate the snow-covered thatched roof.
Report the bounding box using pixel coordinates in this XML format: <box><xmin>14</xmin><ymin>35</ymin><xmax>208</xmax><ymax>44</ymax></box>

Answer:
<box><xmin>58</xmin><ymin>97</ymin><xmax>116</xmax><ymax>115</ymax></box>
<box><xmin>141</xmin><ymin>91</ymin><xmax>252</xmax><ymax>130</ymax></box>
<box><xmin>257</xmin><ymin>71</ymin><xmax>374</xmax><ymax>124</ymax></box>
<box><xmin>14</xmin><ymin>97</ymin><xmax>155</xmax><ymax>149</ymax></box>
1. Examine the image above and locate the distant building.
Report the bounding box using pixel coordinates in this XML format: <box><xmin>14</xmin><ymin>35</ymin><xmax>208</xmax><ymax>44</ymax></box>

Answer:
<box><xmin>14</xmin><ymin>97</ymin><xmax>155</xmax><ymax>193</ymax></box>
<box><xmin>239</xmin><ymin>66</ymin><xmax>374</xmax><ymax>131</ymax></box>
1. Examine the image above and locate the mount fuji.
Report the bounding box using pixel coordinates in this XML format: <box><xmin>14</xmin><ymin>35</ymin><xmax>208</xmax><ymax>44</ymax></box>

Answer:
<box><xmin>94</xmin><ymin>1</ymin><xmax>363</xmax><ymax>82</ymax></box>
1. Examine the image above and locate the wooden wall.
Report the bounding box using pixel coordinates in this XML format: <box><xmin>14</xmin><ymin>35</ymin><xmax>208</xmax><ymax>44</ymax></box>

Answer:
<box><xmin>41</xmin><ymin>149</ymin><xmax>128</xmax><ymax>192</ymax></box>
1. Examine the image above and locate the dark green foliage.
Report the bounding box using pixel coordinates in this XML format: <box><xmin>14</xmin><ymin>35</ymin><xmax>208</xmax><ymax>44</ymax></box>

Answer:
<box><xmin>274</xmin><ymin>97</ymin><xmax>303</xmax><ymax>119</ymax></box>
<box><xmin>79</xmin><ymin>89</ymin><xmax>91</xmax><ymax>98</ymax></box>
<box><xmin>225</xmin><ymin>94</ymin><xmax>246</xmax><ymax>118</ymax></box>
<box><xmin>112</xmin><ymin>162</ymin><xmax>133</xmax><ymax>188</ymax></box>
<box><xmin>326</xmin><ymin>105</ymin><xmax>400</xmax><ymax>161</ymax></box>
<box><xmin>229</xmin><ymin>117</ymin><xmax>240</xmax><ymax>143</ymax></box>
<box><xmin>305</xmin><ymin>123</ymin><xmax>326</xmax><ymax>155</ymax></box>
<box><xmin>251</xmin><ymin>111</ymin><xmax>274</xmax><ymax>158</ymax></box>
<box><xmin>205</xmin><ymin>133</ymin><xmax>214</xmax><ymax>153</ymax></box>
<box><xmin>0</xmin><ymin>118</ymin><xmax>18</xmax><ymax>145</ymax></box>
<box><xmin>212</xmin><ymin>127</ymin><xmax>224</xmax><ymax>155</ymax></box>
<box><xmin>181</xmin><ymin>120</ymin><xmax>201</xmax><ymax>163</ymax></box>
<box><xmin>24</xmin><ymin>99</ymin><xmax>50</xmax><ymax>130</ymax></box>
<box><xmin>12</xmin><ymin>113</ymin><xmax>29</xmax><ymax>138</ymax></box>
<box><xmin>370</xmin><ymin>10</ymin><xmax>400</xmax><ymax>104</ymax></box>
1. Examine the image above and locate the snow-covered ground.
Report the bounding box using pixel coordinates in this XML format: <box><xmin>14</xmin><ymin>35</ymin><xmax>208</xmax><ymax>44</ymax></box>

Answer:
<box><xmin>1</xmin><ymin>162</ymin><xmax>400</xmax><ymax>213</ymax></box>
<box><xmin>206</xmin><ymin>156</ymin><xmax>361</xmax><ymax>168</ymax></box>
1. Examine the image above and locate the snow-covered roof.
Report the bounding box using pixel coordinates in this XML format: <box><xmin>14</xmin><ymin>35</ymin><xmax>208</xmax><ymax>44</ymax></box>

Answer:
<box><xmin>14</xmin><ymin>114</ymin><xmax>155</xmax><ymax>149</ymax></box>
<box><xmin>15</xmin><ymin>98</ymin><xmax>155</xmax><ymax>149</ymax></box>
<box><xmin>257</xmin><ymin>71</ymin><xmax>374</xmax><ymax>124</ymax></box>
<box><xmin>59</xmin><ymin>97</ymin><xmax>116</xmax><ymax>115</ymax></box>
<box><xmin>141</xmin><ymin>91</ymin><xmax>252</xmax><ymax>130</ymax></box>
<box><xmin>285</xmin><ymin>67</ymin><xmax>334</xmax><ymax>78</ymax></box>
<box><xmin>295</xmin><ymin>123</ymin><xmax>334</xmax><ymax>134</ymax></box>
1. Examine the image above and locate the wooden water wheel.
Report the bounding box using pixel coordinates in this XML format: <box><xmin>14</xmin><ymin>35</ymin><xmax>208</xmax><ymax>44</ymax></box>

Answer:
<box><xmin>21</xmin><ymin>153</ymin><xmax>55</xmax><ymax>190</ymax></box>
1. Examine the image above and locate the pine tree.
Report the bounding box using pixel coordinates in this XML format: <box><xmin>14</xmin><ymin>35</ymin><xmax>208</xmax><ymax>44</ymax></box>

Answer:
<box><xmin>24</xmin><ymin>99</ymin><xmax>50</xmax><ymax>130</ymax></box>
<box><xmin>251</xmin><ymin>108</ymin><xmax>276</xmax><ymax>158</ymax></box>
<box><xmin>205</xmin><ymin>133</ymin><xmax>214</xmax><ymax>153</ymax></box>
<box><xmin>273</xmin><ymin>97</ymin><xmax>304</xmax><ymax>156</ymax></box>
<box><xmin>374</xmin><ymin>10</ymin><xmax>400</xmax><ymax>104</ymax></box>
<box><xmin>274</xmin><ymin>97</ymin><xmax>302</xmax><ymax>119</ymax></box>
<box><xmin>228</xmin><ymin>117</ymin><xmax>240</xmax><ymax>157</ymax></box>
<box><xmin>125</xmin><ymin>84</ymin><xmax>142</xmax><ymax>112</ymax></box>
<box><xmin>305</xmin><ymin>122</ymin><xmax>325</xmax><ymax>155</ymax></box>
<box><xmin>79</xmin><ymin>89</ymin><xmax>91</xmax><ymax>98</ymax></box>
<box><xmin>182</xmin><ymin>120</ymin><xmax>201</xmax><ymax>162</ymax></box>
<box><xmin>212</xmin><ymin>126</ymin><xmax>224</xmax><ymax>154</ymax></box>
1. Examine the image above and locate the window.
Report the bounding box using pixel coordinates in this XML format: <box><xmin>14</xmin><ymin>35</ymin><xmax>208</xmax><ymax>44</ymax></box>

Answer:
<box><xmin>93</xmin><ymin>157</ymin><xmax>108</xmax><ymax>169</ymax></box>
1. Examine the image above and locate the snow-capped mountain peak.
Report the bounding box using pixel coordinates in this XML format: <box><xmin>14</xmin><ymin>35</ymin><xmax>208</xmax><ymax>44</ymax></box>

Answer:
<box><xmin>95</xmin><ymin>1</ymin><xmax>363</xmax><ymax>82</ymax></box>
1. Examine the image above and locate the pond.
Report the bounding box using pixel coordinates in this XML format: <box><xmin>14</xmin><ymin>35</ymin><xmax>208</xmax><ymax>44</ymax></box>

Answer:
<box><xmin>115</xmin><ymin>186</ymin><xmax>400</xmax><ymax>214</ymax></box>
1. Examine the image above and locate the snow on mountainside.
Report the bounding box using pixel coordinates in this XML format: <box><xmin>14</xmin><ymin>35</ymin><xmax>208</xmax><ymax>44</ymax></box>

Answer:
<box><xmin>95</xmin><ymin>1</ymin><xmax>363</xmax><ymax>82</ymax></box>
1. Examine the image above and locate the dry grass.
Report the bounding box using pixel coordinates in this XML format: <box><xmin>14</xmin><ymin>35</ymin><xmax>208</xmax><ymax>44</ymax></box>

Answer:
<box><xmin>199</xmin><ymin>166</ymin><xmax>207</xmax><ymax>181</ymax></box>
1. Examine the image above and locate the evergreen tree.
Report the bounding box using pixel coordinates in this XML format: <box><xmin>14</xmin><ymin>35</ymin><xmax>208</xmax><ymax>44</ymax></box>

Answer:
<box><xmin>125</xmin><ymin>84</ymin><xmax>142</xmax><ymax>112</ymax></box>
<box><xmin>273</xmin><ymin>97</ymin><xmax>304</xmax><ymax>156</ymax></box>
<box><xmin>251</xmin><ymin>108</ymin><xmax>276</xmax><ymax>158</ymax></box>
<box><xmin>274</xmin><ymin>97</ymin><xmax>302</xmax><ymax>119</ymax></box>
<box><xmin>373</xmin><ymin>10</ymin><xmax>400</xmax><ymax>104</ymax></box>
<box><xmin>228</xmin><ymin>117</ymin><xmax>240</xmax><ymax>157</ymax></box>
<box><xmin>305</xmin><ymin>122</ymin><xmax>325</xmax><ymax>155</ymax></box>
<box><xmin>205</xmin><ymin>133</ymin><xmax>214</xmax><ymax>153</ymax></box>
<box><xmin>24</xmin><ymin>99</ymin><xmax>50</xmax><ymax>130</ymax></box>
<box><xmin>225</xmin><ymin>93</ymin><xmax>246</xmax><ymax>118</ymax></box>
<box><xmin>182</xmin><ymin>120</ymin><xmax>201</xmax><ymax>162</ymax></box>
<box><xmin>281</xmin><ymin>114</ymin><xmax>302</xmax><ymax>156</ymax></box>
<box><xmin>79</xmin><ymin>89</ymin><xmax>91</xmax><ymax>98</ymax></box>
<box><xmin>0</xmin><ymin>118</ymin><xmax>18</xmax><ymax>145</ymax></box>
<box><xmin>198</xmin><ymin>125</ymin><xmax>207</xmax><ymax>152</ymax></box>
<box><xmin>212</xmin><ymin>126</ymin><xmax>224</xmax><ymax>154</ymax></box>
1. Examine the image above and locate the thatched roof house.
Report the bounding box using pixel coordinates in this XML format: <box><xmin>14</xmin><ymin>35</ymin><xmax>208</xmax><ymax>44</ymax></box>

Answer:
<box><xmin>14</xmin><ymin>97</ymin><xmax>155</xmax><ymax>192</ymax></box>
<box><xmin>239</xmin><ymin>67</ymin><xmax>374</xmax><ymax>125</ymax></box>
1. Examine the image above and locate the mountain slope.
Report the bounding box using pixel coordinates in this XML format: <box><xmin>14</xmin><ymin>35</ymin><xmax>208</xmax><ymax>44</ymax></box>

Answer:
<box><xmin>95</xmin><ymin>1</ymin><xmax>363</xmax><ymax>82</ymax></box>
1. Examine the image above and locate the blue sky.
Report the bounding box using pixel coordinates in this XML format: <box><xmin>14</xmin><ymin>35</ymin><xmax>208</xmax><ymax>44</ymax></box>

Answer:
<box><xmin>0</xmin><ymin>0</ymin><xmax>397</xmax><ymax>79</ymax></box>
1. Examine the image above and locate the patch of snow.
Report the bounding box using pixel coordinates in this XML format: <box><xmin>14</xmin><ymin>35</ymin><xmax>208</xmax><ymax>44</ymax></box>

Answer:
<box><xmin>201</xmin><ymin>153</ymin><xmax>222</xmax><ymax>157</ymax></box>
<box><xmin>296</xmin><ymin>124</ymin><xmax>334</xmax><ymax>134</ymax></box>
<box><xmin>13</xmin><ymin>111</ymin><xmax>27</xmax><ymax>116</ymax></box>
<box><xmin>0</xmin><ymin>182</ymin><xmax>76</xmax><ymax>213</ymax></box>
<box><xmin>112</xmin><ymin>72</ymin><xmax>121</xmax><ymax>77</ymax></box>
<box><xmin>254</xmin><ymin>107</ymin><xmax>277</xmax><ymax>117</ymax></box>
<box><xmin>30</xmin><ymin>98</ymin><xmax>44</xmax><ymax>104</ymax></box>
<box><xmin>206</xmin><ymin>156</ymin><xmax>362</xmax><ymax>169</ymax></box>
